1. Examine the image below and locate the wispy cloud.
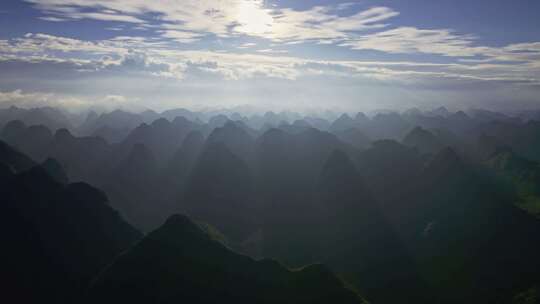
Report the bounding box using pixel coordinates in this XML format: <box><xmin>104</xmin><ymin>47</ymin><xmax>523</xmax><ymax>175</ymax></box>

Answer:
<box><xmin>26</xmin><ymin>0</ymin><xmax>540</xmax><ymax>66</ymax></box>
<box><xmin>341</xmin><ymin>26</ymin><xmax>540</xmax><ymax>67</ymax></box>
<box><xmin>1</xmin><ymin>1</ymin><xmax>538</xmax><ymax>111</ymax></box>
<box><xmin>256</xmin><ymin>49</ymin><xmax>288</xmax><ymax>54</ymax></box>
<box><xmin>237</xmin><ymin>42</ymin><xmax>258</xmax><ymax>49</ymax></box>
<box><xmin>0</xmin><ymin>89</ymin><xmax>137</xmax><ymax>110</ymax></box>
<box><xmin>38</xmin><ymin>16</ymin><xmax>66</xmax><ymax>22</ymax></box>
<box><xmin>159</xmin><ymin>30</ymin><xmax>203</xmax><ymax>43</ymax></box>
<box><xmin>1</xmin><ymin>32</ymin><xmax>538</xmax><ymax>86</ymax></box>
<box><xmin>25</xmin><ymin>0</ymin><xmax>397</xmax><ymax>43</ymax></box>
<box><xmin>342</xmin><ymin>27</ymin><xmax>479</xmax><ymax>57</ymax></box>
<box><xmin>250</xmin><ymin>5</ymin><xmax>399</xmax><ymax>42</ymax></box>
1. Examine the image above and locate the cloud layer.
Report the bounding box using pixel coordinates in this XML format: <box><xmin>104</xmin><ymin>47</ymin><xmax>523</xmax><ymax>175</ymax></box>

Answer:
<box><xmin>23</xmin><ymin>0</ymin><xmax>398</xmax><ymax>43</ymax></box>
<box><xmin>0</xmin><ymin>0</ymin><xmax>537</xmax><ymax>111</ymax></box>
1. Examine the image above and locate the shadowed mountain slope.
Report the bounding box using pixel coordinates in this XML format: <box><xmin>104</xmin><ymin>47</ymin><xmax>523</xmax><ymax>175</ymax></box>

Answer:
<box><xmin>183</xmin><ymin>142</ymin><xmax>256</xmax><ymax>242</ymax></box>
<box><xmin>87</xmin><ymin>214</ymin><xmax>364</xmax><ymax>304</ymax></box>
<box><xmin>402</xmin><ymin>126</ymin><xmax>444</xmax><ymax>154</ymax></box>
<box><xmin>0</xmin><ymin>150</ymin><xmax>141</xmax><ymax>303</ymax></box>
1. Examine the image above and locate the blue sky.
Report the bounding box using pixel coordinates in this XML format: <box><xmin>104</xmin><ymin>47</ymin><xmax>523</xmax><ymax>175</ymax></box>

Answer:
<box><xmin>0</xmin><ymin>0</ymin><xmax>539</xmax><ymax>112</ymax></box>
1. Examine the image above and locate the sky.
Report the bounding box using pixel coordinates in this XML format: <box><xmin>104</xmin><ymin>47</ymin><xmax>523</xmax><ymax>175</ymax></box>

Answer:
<box><xmin>0</xmin><ymin>0</ymin><xmax>539</xmax><ymax>113</ymax></box>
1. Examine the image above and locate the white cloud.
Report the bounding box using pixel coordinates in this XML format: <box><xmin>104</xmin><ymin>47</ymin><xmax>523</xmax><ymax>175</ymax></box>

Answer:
<box><xmin>24</xmin><ymin>0</ymin><xmax>397</xmax><ymax>43</ymax></box>
<box><xmin>0</xmin><ymin>33</ymin><xmax>127</xmax><ymax>55</ymax></box>
<box><xmin>102</xmin><ymin>94</ymin><xmax>128</xmax><ymax>104</ymax></box>
<box><xmin>64</xmin><ymin>11</ymin><xmax>145</xmax><ymax>23</ymax></box>
<box><xmin>256</xmin><ymin>49</ymin><xmax>288</xmax><ymax>54</ymax></box>
<box><xmin>237</xmin><ymin>42</ymin><xmax>258</xmax><ymax>49</ymax></box>
<box><xmin>38</xmin><ymin>16</ymin><xmax>66</xmax><ymax>22</ymax></box>
<box><xmin>20</xmin><ymin>0</ymin><xmax>540</xmax><ymax>69</ymax></box>
<box><xmin>0</xmin><ymin>32</ymin><xmax>538</xmax><ymax>86</ymax></box>
<box><xmin>342</xmin><ymin>26</ymin><xmax>540</xmax><ymax>67</ymax></box>
<box><xmin>0</xmin><ymin>89</ymin><xmax>138</xmax><ymax>111</ymax></box>
<box><xmin>0</xmin><ymin>1</ymin><xmax>535</xmax><ymax>111</ymax></box>
<box><xmin>342</xmin><ymin>27</ymin><xmax>480</xmax><ymax>57</ymax></box>
<box><xmin>159</xmin><ymin>30</ymin><xmax>203</xmax><ymax>43</ymax></box>
<box><xmin>263</xmin><ymin>6</ymin><xmax>398</xmax><ymax>42</ymax></box>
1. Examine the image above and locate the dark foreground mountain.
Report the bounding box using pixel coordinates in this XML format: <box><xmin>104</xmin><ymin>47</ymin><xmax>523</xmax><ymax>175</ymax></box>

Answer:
<box><xmin>0</xmin><ymin>139</ymin><xmax>36</xmax><ymax>171</ymax></box>
<box><xmin>486</xmin><ymin>147</ymin><xmax>540</xmax><ymax>217</ymax></box>
<box><xmin>87</xmin><ymin>214</ymin><xmax>364</xmax><ymax>304</ymax></box>
<box><xmin>0</xmin><ymin>141</ymin><xmax>141</xmax><ymax>303</ymax></box>
<box><xmin>404</xmin><ymin>147</ymin><xmax>540</xmax><ymax>303</ymax></box>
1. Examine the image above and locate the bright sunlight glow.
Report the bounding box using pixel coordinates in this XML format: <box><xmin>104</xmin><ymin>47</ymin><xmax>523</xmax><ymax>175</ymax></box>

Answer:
<box><xmin>235</xmin><ymin>0</ymin><xmax>273</xmax><ymax>35</ymax></box>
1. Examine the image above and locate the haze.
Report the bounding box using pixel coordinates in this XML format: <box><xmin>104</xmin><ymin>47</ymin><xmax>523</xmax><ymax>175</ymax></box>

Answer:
<box><xmin>4</xmin><ymin>1</ymin><xmax>540</xmax><ymax>304</ymax></box>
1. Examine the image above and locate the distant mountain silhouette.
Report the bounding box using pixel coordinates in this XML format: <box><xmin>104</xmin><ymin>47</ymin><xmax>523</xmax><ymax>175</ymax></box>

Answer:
<box><xmin>1</xmin><ymin>120</ymin><xmax>53</xmax><ymax>161</ymax></box>
<box><xmin>423</xmin><ymin>147</ymin><xmax>466</xmax><ymax>181</ymax></box>
<box><xmin>183</xmin><ymin>142</ymin><xmax>256</xmax><ymax>242</ymax></box>
<box><xmin>103</xmin><ymin>143</ymin><xmax>167</xmax><ymax>231</ymax></box>
<box><xmin>365</xmin><ymin>112</ymin><xmax>412</xmax><ymax>140</ymax></box>
<box><xmin>304</xmin><ymin>116</ymin><xmax>331</xmax><ymax>130</ymax></box>
<box><xmin>78</xmin><ymin>109</ymin><xmax>145</xmax><ymax>137</ymax></box>
<box><xmin>330</xmin><ymin>113</ymin><xmax>355</xmax><ymax>132</ymax></box>
<box><xmin>166</xmin><ymin>130</ymin><xmax>205</xmax><ymax>185</ymax></box>
<box><xmin>87</xmin><ymin>214</ymin><xmax>364</xmax><ymax>304</ymax></box>
<box><xmin>356</xmin><ymin>139</ymin><xmax>424</xmax><ymax>205</ymax></box>
<box><xmin>276</xmin><ymin>119</ymin><xmax>311</xmax><ymax>134</ymax></box>
<box><xmin>206</xmin><ymin>120</ymin><xmax>255</xmax><ymax>165</ymax></box>
<box><xmin>0</xmin><ymin>106</ymin><xmax>71</xmax><ymax>131</ymax></box>
<box><xmin>161</xmin><ymin>108</ymin><xmax>198</xmax><ymax>121</ymax></box>
<box><xmin>256</xmin><ymin>127</ymin><xmax>355</xmax><ymax>201</ymax></box>
<box><xmin>91</xmin><ymin>125</ymin><xmax>131</xmax><ymax>143</ymax></box>
<box><xmin>48</xmin><ymin>128</ymin><xmax>111</xmax><ymax>183</ymax></box>
<box><xmin>469</xmin><ymin>108</ymin><xmax>520</xmax><ymax>124</ymax></box>
<box><xmin>427</xmin><ymin>106</ymin><xmax>451</xmax><ymax>117</ymax></box>
<box><xmin>402</xmin><ymin>126</ymin><xmax>444</xmax><ymax>154</ymax></box>
<box><xmin>332</xmin><ymin>127</ymin><xmax>372</xmax><ymax>150</ymax></box>
<box><xmin>119</xmin><ymin>117</ymin><xmax>197</xmax><ymax>165</ymax></box>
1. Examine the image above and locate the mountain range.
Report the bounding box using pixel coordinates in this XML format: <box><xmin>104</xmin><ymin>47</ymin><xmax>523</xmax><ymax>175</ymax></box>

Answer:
<box><xmin>3</xmin><ymin>105</ymin><xmax>540</xmax><ymax>303</ymax></box>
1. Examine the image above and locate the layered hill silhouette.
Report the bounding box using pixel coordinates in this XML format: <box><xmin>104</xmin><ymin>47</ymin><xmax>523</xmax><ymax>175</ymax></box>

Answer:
<box><xmin>183</xmin><ymin>142</ymin><xmax>256</xmax><ymax>242</ymax></box>
<box><xmin>0</xmin><ymin>141</ymin><xmax>141</xmax><ymax>303</ymax></box>
<box><xmin>87</xmin><ymin>214</ymin><xmax>364</xmax><ymax>304</ymax></box>
<box><xmin>1</xmin><ymin>140</ymin><xmax>365</xmax><ymax>304</ymax></box>
<box><xmin>3</xmin><ymin>106</ymin><xmax>540</xmax><ymax>303</ymax></box>
<box><xmin>400</xmin><ymin>147</ymin><xmax>540</xmax><ymax>303</ymax></box>
<box><xmin>486</xmin><ymin>147</ymin><xmax>540</xmax><ymax>217</ymax></box>
<box><xmin>0</xmin><ymin>106</ymin><xmax>72</xmax><ymax>131</ymax></box>
<box><xmin>402</xmin><ymin>126</ymin><xmax>444</xmax><ymax>154</ymax></box>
